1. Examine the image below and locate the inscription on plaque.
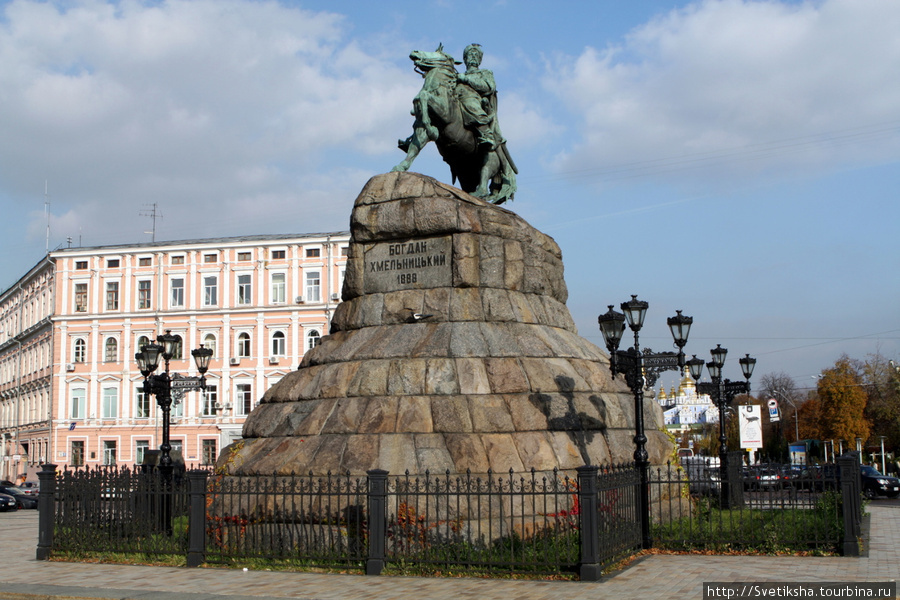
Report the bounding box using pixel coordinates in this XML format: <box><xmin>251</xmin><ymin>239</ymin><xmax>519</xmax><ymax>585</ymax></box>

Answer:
<box><xmin>364</xmin><ymin>235</ymin><xmax>452</xmax><ymax>293</ymax></box>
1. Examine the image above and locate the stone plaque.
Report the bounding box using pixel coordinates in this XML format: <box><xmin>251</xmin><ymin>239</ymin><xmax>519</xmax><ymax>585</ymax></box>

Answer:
<box><xmin>364</xmin><ymin>235</ymin><xmax>452</xmax><ymax>293</ymax></box>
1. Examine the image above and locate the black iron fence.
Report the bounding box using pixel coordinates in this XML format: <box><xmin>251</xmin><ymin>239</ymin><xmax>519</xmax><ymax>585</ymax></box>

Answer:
<box><xmin>34</xmin><ymin>455</ymin><xmax>863</xmax><ymax>580</ymax></box>
<box><xmin>650</xmin><ymin>453</ymin><xmax>861</xmax><ymax>555</ymax></box>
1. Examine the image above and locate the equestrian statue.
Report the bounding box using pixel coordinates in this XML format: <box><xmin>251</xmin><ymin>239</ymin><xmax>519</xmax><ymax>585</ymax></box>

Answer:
<box><xmin>392</xmin><ymin>44</ymin><xmax>518</xmax><ymax>205</ymax></box>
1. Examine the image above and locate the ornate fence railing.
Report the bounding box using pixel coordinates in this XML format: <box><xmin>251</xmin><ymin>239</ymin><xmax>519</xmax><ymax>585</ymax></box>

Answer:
<box><xmin>34</xmin><ymin>455</ymin><xmax>862</xmax><ymax>579</ymax></box>
<box><xmin>649</xmin><ymin>455</ymin><xmax>857</xmax><ymax>555</ymax></box>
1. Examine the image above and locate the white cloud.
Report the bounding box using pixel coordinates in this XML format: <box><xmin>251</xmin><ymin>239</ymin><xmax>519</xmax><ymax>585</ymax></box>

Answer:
<box><xmin>0</xmin><ymin>0</ymin><xmax>416</xmax><ymax>245</ymax></box>
<box><xmin>544</xmin><ymin>0</ymin><xmax>900</xmax><ymax>185</ymax></box>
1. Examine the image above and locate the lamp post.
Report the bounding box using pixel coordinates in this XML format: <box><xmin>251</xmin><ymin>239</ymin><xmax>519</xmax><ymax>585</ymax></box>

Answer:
<box><xmin>598</xmin><ymin>295</ymin><xmax>693</xmax><ymax>549</ymax></box>
<box><xmin>135</xmin><ymin>330</ymin><xmax>213</xmax><ymax>481</ymax></box>
<box><xmin>879</xmin><ymin>436</ymin><xmax>887</xmax><ymax>474</ymax></box>
<box><xmin>771</xmin><ymin>389</ymin><xmax>800</xmax><ymax>443</ymax></box>
<box><xmin>688</xmin><ymin>346</ymin><xmax>755</xmax><ymax>507</ymax></box>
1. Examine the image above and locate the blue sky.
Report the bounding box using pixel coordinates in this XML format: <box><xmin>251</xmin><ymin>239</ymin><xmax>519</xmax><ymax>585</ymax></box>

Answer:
<box><xmin>0</xmin><ymin>0</ymin><xmax>898</xmax><ymax>392</ymax></box>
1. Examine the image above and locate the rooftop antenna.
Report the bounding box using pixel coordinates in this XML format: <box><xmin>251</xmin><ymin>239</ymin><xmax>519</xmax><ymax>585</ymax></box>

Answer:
<box><xmin>139</xmin><ymin>203</ymin><xmax>162</xmax><ymax>242</ymax></box>
<box><xmin>44</xmin><ymin>180</ymin><xmax>51</xmax><ymax>253</ymax></box>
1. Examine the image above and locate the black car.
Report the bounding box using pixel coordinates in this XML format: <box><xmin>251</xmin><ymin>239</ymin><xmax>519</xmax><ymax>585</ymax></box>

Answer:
<box><xmin>860</xmin><ymin>465</ymin><xmax>900</xmax><ymax>499</ymax></box>
<box><xmin>0</xmin><ymin>492</ymin><xmax>16</xmax><ymax>512</ymax></box>
<box><xmin>0</xmin><ymin>485</ymin><xmax>38</xmax><ymax>509</ymax></box>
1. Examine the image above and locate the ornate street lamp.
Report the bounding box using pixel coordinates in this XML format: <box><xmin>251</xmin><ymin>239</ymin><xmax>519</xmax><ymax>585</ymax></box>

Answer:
<box><xmin>598</xmin><ymin>295</ymin><xmax>693</xmax><ymax>549</ymax></box>
<box><xmin>694</xmin><ymin>346</ymin><xmax>755</xmax><ymax>507</ymax></box>
<box><xmin>135</xmin><ymin>330</ymin><xmax>213</xmax><ymax>481</ymax></box>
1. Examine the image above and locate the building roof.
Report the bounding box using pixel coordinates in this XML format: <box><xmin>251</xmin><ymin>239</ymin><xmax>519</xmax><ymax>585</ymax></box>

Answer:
<box><xmin>50</xmin><ymin>231</ymin><xmax>351</xmax><ymax>255</ymax></box>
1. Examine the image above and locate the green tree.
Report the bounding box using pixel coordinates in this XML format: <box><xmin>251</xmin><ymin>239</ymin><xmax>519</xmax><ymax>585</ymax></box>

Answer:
<box><xmin>817</xmin><ymin>356</ymin><xmax>870</xmax><ymax>445</ymax></box>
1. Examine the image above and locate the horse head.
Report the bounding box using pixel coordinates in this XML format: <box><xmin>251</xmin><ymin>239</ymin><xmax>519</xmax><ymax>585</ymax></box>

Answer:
<box><xmin>409</xmin><ymin>43</ymin><xmax>460</xmax><ymax>77</ymax></box>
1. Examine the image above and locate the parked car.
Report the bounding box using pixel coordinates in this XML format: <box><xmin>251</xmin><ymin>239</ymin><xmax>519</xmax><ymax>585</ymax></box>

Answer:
<box><xmin>756</xmin><ymin>469</ymin><xmax>781</xmax><ymax>490</ymax></box>
<box><xmin>688</xmin><ymin>468</ymin><xmax>721</xmax><ymax>496</ymax></box>
<box><xmin>0</xmin><ymin>492</ymin><xmax>17</xmax><ymax>512</ymax></box>
<box><xmin>19</xmin><ymin>481</ymin><xmax>40</xmax><ymax>496</ymax></box>
<box><xmin>0</xmin><ymin>485</ymin><xmax>38</xmax><ymax>509</ymax></box>
<box><xmin>779</xmin><ymin>465</ymin><xmax>802</xmax><ymax>489</ymax></box>
<box><xmin>860</xmin><ymin>465</ymin><xmax>900</xmax><ymax>499</ymax></box>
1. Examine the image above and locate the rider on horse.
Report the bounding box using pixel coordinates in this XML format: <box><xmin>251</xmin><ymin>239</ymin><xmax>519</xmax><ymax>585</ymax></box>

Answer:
<box><xmin>456</xmin><ymin>44</ymin><xmax>499</xmax><ymax>151</ymax></box>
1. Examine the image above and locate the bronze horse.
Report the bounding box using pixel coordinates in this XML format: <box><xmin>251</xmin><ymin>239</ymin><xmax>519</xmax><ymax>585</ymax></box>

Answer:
<box><xmin>392</xmin><ymin>45</ymin><xmax>517</xmax><ymax>205</ymax></box>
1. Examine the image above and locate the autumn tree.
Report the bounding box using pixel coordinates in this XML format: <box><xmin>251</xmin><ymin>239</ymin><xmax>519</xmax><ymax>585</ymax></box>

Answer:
<box><xmin>817</xmin><ymin>356</ymin><xmax>870</xmax><ymax>445</ymax></box>
<box><xmin>860</xmin><ymin>353</ymin><xmax>900</xmax><ymax>450</ymax></box>
<box><xmin>797</xmin><ymin>394</ymin><xmax>823</xmax><ymax>441</ymax></box>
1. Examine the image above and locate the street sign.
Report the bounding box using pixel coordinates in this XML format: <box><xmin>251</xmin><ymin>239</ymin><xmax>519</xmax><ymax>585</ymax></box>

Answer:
<box><xmin>170</xmin><ymin>376</ymin><xmax>203</xmax><ymax>390</ymax></box>
<box><xmin>767</xmin><ymin>398</ymin><xmax>780</xmax><ymax>422</ymax></box>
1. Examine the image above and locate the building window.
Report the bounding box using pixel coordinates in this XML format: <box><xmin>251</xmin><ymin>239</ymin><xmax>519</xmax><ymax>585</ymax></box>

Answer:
<box><xmin>341</xmin><ymin>247</ymin><xmax>349</xmax><ymax>256</ymax></box>
<box><xmin>135</xmin><ymin>440</ymin><xmax>149</xmax><ymax>465</ymax></box>
<box><xmin>237</xmin><ymin>332</ymin><xmax>251</xmax><ymax>358</ymax></box>
<box><xmin>237</xmin><ymin>274</ymin><xmax>252</xmax><ymax>305</ymax></box>
<box><xmin>271</xmin><ymin>249</ymin><xmax>286</xmax><ymax>259</ymax></box>
<box><xmin>271</xmin><ymin>331</ymin><xmax>286</xmax><ymax>356</ymax></box>
<box><xmin>237</xmin><ymin>251</ymin><xmax>251</xmax><ymax>261</ymax></box>
<box><xmin>104</xmin><ymin>337</ymin><xmax>118</xmax><ymax>362</ymax></box>
<box><xmin>74</xmin><ymin>283</ymin><xmax>88</xmax><ymax>312</ymax></box>
<box><xmin>271</xmin><ymin>272</ymin><xmax>286</xmax><ymax>303</ymax></box>
<box><xmin>73</xmin><ymin>338</ymin><xmax>86</xmax><ymax>363</ymax></box>
<box><xmin>70</xmin><ymin>440</ymin><xmax>84</xmax><ymax>466</ymax></box>
<box><xmin>307</xmin><ymin>330</ymin><xmax>321</xmax><ymax>350</ymax></box>
<box><xmin>102</xmin><ymin>387</ymin><xmax>118</xmax><ymax>419</ymax></box>
<box><xmin>139</xmin><ymin>257</ymin><xmax>151</xmax><ymax>266</ymax></box>
<box><xmin>204</xmin><ymin>253</ymin><xmax>217</xmax><ymax>263</ymax></box>
<box><xmin>105</xmin><ymin>281</ymin><xmax>119</xmax><ymax>310</ymax></box>
<box><xmin>305</xmin><ymin>248</ymin><xmax>320</xmax><ymax>258</ymax></box>
<box><xmin>103</xmin><ymin>440</ymin><xmax>117</xmax><ymax>466</ymax></box>
<box><xmin>136</xmin><ymin>389</ymin><xmax>151</xmax><ymax>418</ymax></box>
<box><xmin>138</xmin><ymin>280</ymin><xmax>152</xmax><ymax>309</ymax></box>
<box><xmin>201</xmin><ymin>385</ymin><xmax>217</xmax><ymax>417</ymax></box>
<box><xmin>171</xmin><ymin>278</ymin><xmax>184</xmax><ymax>308</ymax></box>
<box><xmin>236</xmin><ymin>383</ymin><xmax>253</xmax><ymax>416</ymax></box>
<box><xmin>136</xmin><ymin>335</ymin><xmax>150</xmax><ymax>351</ymax></box>
<box><xmin>203</xmin><ymin>276</ymin><xmax>217</xmax><ymax>306</ymax></box>
<box><xmin>202</xmin><ymin>333</ymin><xmax>216</xmax><ymax>357</ymax></box>
<box><xmin>75</xmin><ymin>261</ymin><xmax>88</xmax><ymax>270</ymax></box>
<box><xmin>202</xmin><ymin>439</ymin><xmax>218</xmax><ymax>466</ymax></box>
<box><xmin>107</xmin><ymin>259</ymin><xmax>120</xmax><ymax>268</ymax></box>
<box><xmin>171</xmin><ymin>255</ymin><xmax>185</xmax><ymax>265</ymax></box>
<box><xmin>306</xmin><ymin>271</ymin><xmax>321</xmax><ymax>303</ymax></box>
<box><xmin>169</xmin><ymin>335</ymin><xmax>183</xmax><ymax>360</ymax></box>
<box><xmin>70</xmin><ymin>389</ymin><xmax>86</xmax><ymax>419</ymax></box>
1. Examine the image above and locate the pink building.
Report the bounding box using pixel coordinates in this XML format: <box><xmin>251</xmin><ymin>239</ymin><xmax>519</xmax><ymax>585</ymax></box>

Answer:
<box><xmin>0</xmin><ymin>232</ymin><xmax>349</xmax><ymax>480</ymax></box>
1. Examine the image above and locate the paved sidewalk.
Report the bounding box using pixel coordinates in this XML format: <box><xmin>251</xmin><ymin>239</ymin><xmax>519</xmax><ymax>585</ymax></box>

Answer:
<box><xmin>0</xmin><ymin>501</ymin><xmax>896</xmax><ymax>600</ymax></box>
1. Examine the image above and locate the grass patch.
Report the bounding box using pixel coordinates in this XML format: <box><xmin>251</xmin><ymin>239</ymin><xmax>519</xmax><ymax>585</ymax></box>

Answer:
<box><xmin>653</xmin><ymin>493</ymin><xmax>843</xmax><ymax>554</ymax></box>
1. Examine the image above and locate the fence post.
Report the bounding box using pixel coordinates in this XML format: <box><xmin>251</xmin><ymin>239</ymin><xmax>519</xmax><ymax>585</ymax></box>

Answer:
<box><xmin>727</xmin><ymin>452</ymin><xmax>744</xmax><ymax>508</ymax></box>
<box><xmin>838</xmin><ymin>453</ymin><xmax>861</xmax><ymax>556</ymax></box>
<box><xmin>576</xmin><ymin>465</ymin><xmax>601</xmax><ymax>581</ymax></box>
<box><xmin>186</xmin><ymin>469</ymin><xmax>210</xmax><ymax>567</ymax></box>
<box><xmin>366</xmin><ymin>469</ymin><xmax>388</xmax><ymax>576</ymax></box>
<box><xmin>35</xmin><ymin>463</ymin><xmax>57</xmax><ymax>560</ymax></box>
